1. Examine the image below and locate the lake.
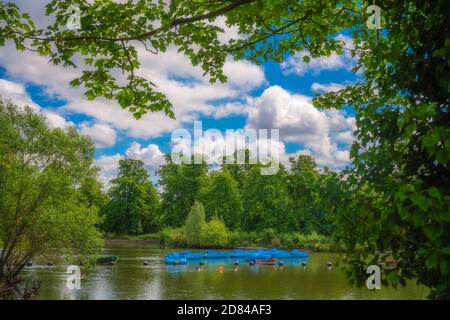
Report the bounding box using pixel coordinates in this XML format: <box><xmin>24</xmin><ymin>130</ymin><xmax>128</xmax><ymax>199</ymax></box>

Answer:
<box><xmin>21</xmin><ymin>243</ymin><xmax>428</xmax><ymax>300</ymax></box>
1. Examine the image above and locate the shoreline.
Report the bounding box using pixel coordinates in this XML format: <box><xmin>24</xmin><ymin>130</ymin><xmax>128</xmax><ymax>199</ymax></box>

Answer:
<box><xmin>103</xmin><ymin>239</ymin><xmax>322</xmax><ymax>252</ymax></box>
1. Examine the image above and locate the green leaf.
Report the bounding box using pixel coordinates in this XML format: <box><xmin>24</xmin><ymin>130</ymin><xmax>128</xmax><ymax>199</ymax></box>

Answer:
<box><xmin>425</xmin><ymin>254</ymin><xmax>438</xmax><ymax>269</ymax></box>
<box><xmin>423</xmin><ymin>224</ymin><xmax>443</xmax><ymax>241</ymax></box>
<box><xmin>412</xmin><ymin>103</ymin><xmax>437</xmax><ymax>118</ymax></box>
<box><xmin>411</xmin><ymin>193</ymin><xmax>429</xmax><ymax>211</ymax></box>
<box><xmin>439</xmin><ymin>258</ymin><xmax>449</xmax><ymax>274</ymax></box>
<box><xmin>421</xmin><ymin>131</ymin><xmax>439</xmax><ymax>149</ymax></box>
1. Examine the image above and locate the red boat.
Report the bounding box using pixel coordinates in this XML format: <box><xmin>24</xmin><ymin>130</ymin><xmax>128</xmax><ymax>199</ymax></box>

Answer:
<box><xmin>255</xmin><ymin>258</ymin><xmax>277</xmax><ymax>265</ymax></box>
<box><xmin>382</xmin><ymin>259</ymin><xmax>400</xmax><ymax>270</ymax></box>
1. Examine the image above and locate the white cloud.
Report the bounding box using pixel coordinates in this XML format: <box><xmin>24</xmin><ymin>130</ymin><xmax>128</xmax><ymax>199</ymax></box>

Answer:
<box><xmin>42</xmin><ymin>110</ymin><xmax>73</xmax><ymax>129</ymax></box>
<box><xmin>79</xmin><ymin>122</ymin><xmax>117</xmax><ymax>148</ymax></box>
<box><xmin>245</xmin><ymin>85</ymin><xmax>354</xmax><ymax>169</ymax></box>
<box><xmin>0</xmin><ymin>40</ymin><xmax>265</xmax><ymax>139</ymax></box>
<box><xmin>125</xmin><ymin>142</ymin><xmax>165</xmax><ymax>171</ymax></box>
<box><xmin>0</xmin><ymin>79</ymin><xmax>39</xmax><ymax>110</ymax></box>
<box><xmin>281</xmin><ymin>34</ymin><xmax>355</xmax><ymax>76</ymax></box>
<box><xmin>94</xmin><ymin>153</ymin><xmax>123</xmax><ymax>188</ymax></box>
<box><xmin>95</xmin><ymin>142</ymin><xmax>166</xmax><ymax>188</ymax></box>
<box><xmin>335</xmin><ymin>130</ymin><xmax>354</xmax><ymax>145</ymax></box>
<box><xmin>213</xmin><ymin>101</ymin><xmax>248</xmax><ymax>119</ymax></box>
<box><xmin>311</xmin><ymin>82</ymin><xmax>345</xmax><ymax>93</ymax></box>
<box><xmin>0</xmin><ymin>78</ymin><xmax>73</xmax><ymax>129</ymax></box>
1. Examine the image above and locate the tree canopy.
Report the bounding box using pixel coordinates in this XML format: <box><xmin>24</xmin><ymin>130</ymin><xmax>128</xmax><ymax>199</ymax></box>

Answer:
<box><xmin>0</xmin><ymin>98</ymin><xmax>103</xmax><ymax>291</ymax></box>
<box><xmin>1</xmin><ymin>0</ymin><xmax>367</xmax><ymax>117</ymax></box>
<box><xmin>105</xmin><ymin>159</ymin><xmax>160</xmax><ymax>235</ymax></box>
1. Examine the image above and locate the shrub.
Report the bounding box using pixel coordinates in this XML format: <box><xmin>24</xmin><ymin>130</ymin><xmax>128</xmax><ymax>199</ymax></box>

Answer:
<box><xmin>167</xmin><ymin>227</ymin><xmax>187</xmax><ymax>247</ymax></box>
<box><xmin>185</xmin><ymin>201</ymin><xmax>206</xmax><ymax>247</ymax></box>
<box><xmin>259</xmin><ymin>228</ymin><xmax>276</xmax><ymax>244</ymax></box>
<box><xmin>270</xmin><ymin>236</ymin><xmax>281</xmax><ymax>248</ymax></box>
<box><xmin>279</xmin><ymin>233</ymin><xmax>294</xmax><ymax>248</ymax></box>
<box><xmin>201</xmin><ymin>217</ymin><xmax>229</xmax><ymax>248</ymax></box>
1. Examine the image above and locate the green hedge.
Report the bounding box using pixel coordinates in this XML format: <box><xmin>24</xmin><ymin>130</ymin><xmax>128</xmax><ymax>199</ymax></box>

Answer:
<box><xmin>161</xmin><ymin>227</ymin><xmax>334</xmax><ymax>251</ymax></box>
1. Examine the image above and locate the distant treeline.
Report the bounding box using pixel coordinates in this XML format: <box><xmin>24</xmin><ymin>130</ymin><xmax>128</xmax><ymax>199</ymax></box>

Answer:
<box><xmin>101</xmin><ymin>152</ymin><xmax>342</xmax><ymax>245</ymax></box>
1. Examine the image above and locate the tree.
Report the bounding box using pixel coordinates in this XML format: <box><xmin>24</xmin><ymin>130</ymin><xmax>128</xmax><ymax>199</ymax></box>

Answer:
<box><xmin>241</xmin><ymin>163</ymin><xmax>291</xmax><ymax>232</ymax></box>
<box><xmin>105</xmin><ymin>159</ymin><xmax>160</xmax><ymax>235</ymax></box>
<box><xmin>221</xmin><ymin>149</ymin><xmax>254</xmax><ymax>189</ymax></box>
<box><xmin>199</xmin><ymin>170</ymin><xmax>242</xmax><ymax>229</ymax></box>
<box><xmin>0</xmin><ymin>99</ymin><xmax>102</xmax><ymax>294</ymax></box>
<box><xmin>185</xmin><ymin>201</ymin><xmax>206</xmax><ymax>247</ymax></box>
<box><xmin>201</xmin><ymin>217</ymin><xmax>229</xmax><ymax>248</ymax></box>
<box><xmin>312</xmin><ymin>1</ymin><xmax>450</xmax><ymax>298</ymax></box>
<box><xmin>158</xmin><ymin>155</ymin><xmax>208</xmax><ymax>227</ymax></box>
<box><xmin>0</xmin><ymin>0</ymin><xmax>361</xmax><ymax>117</ymax></box>
<box><xmin>287</xmin><ymin>155</ymin><xmax>335</xmax><ymax>235</ymax></box>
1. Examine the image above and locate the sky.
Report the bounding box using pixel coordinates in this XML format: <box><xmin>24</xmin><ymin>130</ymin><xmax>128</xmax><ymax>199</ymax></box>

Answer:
<box><xmin>0</xmin><ymin>0</ymin><xmax>359</xmax><ymax>187</ymax></box>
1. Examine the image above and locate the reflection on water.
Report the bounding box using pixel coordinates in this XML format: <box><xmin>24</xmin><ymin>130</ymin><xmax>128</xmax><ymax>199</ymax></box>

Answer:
<box><xmin>20</xmin><ymin>243</ymin><xmax>429</xmax><ymax>300</ymax></box>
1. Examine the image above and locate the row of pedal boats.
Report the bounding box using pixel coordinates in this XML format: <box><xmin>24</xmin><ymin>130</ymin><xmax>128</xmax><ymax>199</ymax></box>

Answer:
<box><xmin>164</xmin><ymin>249</ymin><xmax>308</xmax><ymax>265</ymax></box>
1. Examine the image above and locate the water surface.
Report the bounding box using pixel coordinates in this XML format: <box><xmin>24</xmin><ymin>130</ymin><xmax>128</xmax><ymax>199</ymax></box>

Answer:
<box><xmin>21</xmin><ymin>243</ymin><xmax>428</xmax><ymax>299</ymax></box>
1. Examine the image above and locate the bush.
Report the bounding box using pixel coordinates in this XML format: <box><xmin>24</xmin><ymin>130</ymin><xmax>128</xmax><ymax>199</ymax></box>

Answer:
<box><xmin>279</xmin><ymin>233</ymin><xmax>294</xmax><ymax>248</ymax></box>
<box><xmin>185</xmin><ymin>201</ymin><xmax>206</xmax><ymax>247</ymax></box>
<box><xmin>201</xmin><ymin>218</ymin><xmax>229</xmax><ymax>248</ymax></box>
<box><xmin>270</xmin><ymin>236</ymin><xmax>281</xmax><ymax>248</ymax></box>
<box><xmin>229</xmin><ymin>230</ymin><xmax>259</xmax><ymax>246</ymax></box>
<box><xmin>167</xmin><ymin>227</ymin><xmax>187</xmax><ymax>247</ymax></box>
<box><xmin>259</xmin><ymin>228</ymin><xmax>276</xmax><ymax>244</ymax></box>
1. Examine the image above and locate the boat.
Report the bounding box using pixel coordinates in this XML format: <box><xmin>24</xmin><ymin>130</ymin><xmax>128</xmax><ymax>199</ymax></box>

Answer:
<box><xmin>163</xmin><ymin>249</ymin><xmax>308</xmax><ymax>264</ymax></box>
<box><xmin>96</xmin><ymin>255</ymin><xmax>118</xmax><ymax>264</ymax></box>
<box><xmin>382</xmin><ymin>259</ymin><xmax>400</xmax><ymax>270</ymax></box>
<box><xmin>255</xmin><ymin>258</ymin><xmax>277</xmax><ymax>265</ymax></box>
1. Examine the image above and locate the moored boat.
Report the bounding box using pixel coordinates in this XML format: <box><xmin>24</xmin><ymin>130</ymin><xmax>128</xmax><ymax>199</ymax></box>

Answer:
<box><xmin>255</xmin><ymin>258</ymin><xmax>277</xmax><ymax>265</ymax></box>
<box><xmin>96</xmin><ymin>255</ymin><xmax>118</xmax><ymax>264</ymax></box>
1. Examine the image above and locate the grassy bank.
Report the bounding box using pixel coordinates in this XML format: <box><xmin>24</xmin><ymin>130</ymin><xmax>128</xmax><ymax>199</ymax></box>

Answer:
<box><xmin>106</xmin><ymin>228</ymin><xmax>337</xmax><ymax>252</ymax></box>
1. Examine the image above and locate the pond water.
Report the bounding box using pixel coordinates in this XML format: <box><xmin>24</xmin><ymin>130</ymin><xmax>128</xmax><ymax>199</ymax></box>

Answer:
<box><xmin>21</xmin><ymin>243</ymin><xmax>428</xmax><ymax>300</ymax></box>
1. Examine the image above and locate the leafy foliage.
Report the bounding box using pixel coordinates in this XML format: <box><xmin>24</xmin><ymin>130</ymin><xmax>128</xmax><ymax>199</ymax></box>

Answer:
<box><xmin>0</xmin><ymin>98</ymin><xmax>103</xmax><ymax>289</ymax></box>
<box><xmin>0</xmin><ymin>0</ymin><xmax>361</xmax><ymax>117</ymax></box>
<box><xmin>201</xmin><ymin>217</ymin><xmax>229</xmax><ymax>248</ymax></box>
<box><xmin>158</xmin><ymin>155</ymin><xmax>208</xmax><ymax>227</ymax></box>
<box><xmin>105</xmin><ymin>159</ymin><xmax>160</xmax><ymax>235</ymax></box>
<box><xmin>312</xmin><ymin>1</ymin><xmax>450</xmax><ymax>299</ymax></box>
<box><xmin>199</xmin><ymin>170</ymin><xmax>242</xmax><ymax>229</ymax></box>
<box><xmin>185</xmin><ymin>200</ymin><xmax>206</xmax><ymax>247</ymax></box>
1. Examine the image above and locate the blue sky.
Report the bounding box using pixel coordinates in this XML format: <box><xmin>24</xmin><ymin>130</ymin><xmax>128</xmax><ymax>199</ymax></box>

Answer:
<box><xmin>0</xmin><ymin>1</ymin><xmax>358</xmax><ymax>186</ymax></box>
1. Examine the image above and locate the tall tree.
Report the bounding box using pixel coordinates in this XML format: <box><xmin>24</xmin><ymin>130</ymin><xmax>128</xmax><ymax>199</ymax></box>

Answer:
<box><xmin>287</xmin><ymin>155</ymin><xmax>335</xmax><ymax>235</ymax></box>
<box><xmin>313</xmin><ymin>1</ymin><xmax>450</xmax><ymax>298</ymax></box>
<box><xmin>105</xmin><ymin>159</ymin><xmax>160</xmax><ymax>235</ymax></box>
<box><xmin>0</xmin><ymin>99</ymin><xmax>102</xmax><ymax>294</ymax></box>
<box><xmin>158</xmin><ymin>155</ymin><xmax>208</xmax><ymax>227</ymax></box>
<box><xmin>185</xmin><ymin>200</ymin><xmax>206</xmax><ymax>247</ymax></box>
<box><xmin>199</xmin><ymin>170</ymin><xmax>242</xmax><ymax>229</ymax></box>
<box><xmin>241</xmin><ymin>163</ymin><xmax>291</xmax><ymax>232</ymax></box>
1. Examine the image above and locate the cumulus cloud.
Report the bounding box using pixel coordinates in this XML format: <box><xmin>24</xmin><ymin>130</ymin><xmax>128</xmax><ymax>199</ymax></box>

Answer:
<box><xmin>95</xmin><ymin>142</ymin><xmax>166</xmax><ymax>188</ymax></box>
<box><xmin>311</xmin><ymin>82</ymin><xmax>345</xmax><ymax>93</ymax></box>
<box><xmin>94</xmin><ymin>153</ymin><xmax>123</xmax><ymax>188</ymax></box>
<box><xmin>125</xmin><ymin>142</ymin><xmax>165</xmax><ymax>171</ymax></box>
<box><xmin>245</xmin><ymin>86</ymin><xmax>354</xmax><ymax>169</ymax></box>
<box><xmin>0</xmin><ymin>78</ymin><xmax>73</xmax><ymax>129</ymax></box>
<box><xmin>79</xmin><ymin>122</ymin><xmax>117</xmax><ymax>148</ymax></box>
<box><xmin>281</xmin><ymin>34</ymin><xmax>355</xmax><ymax>76</ymax></box>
